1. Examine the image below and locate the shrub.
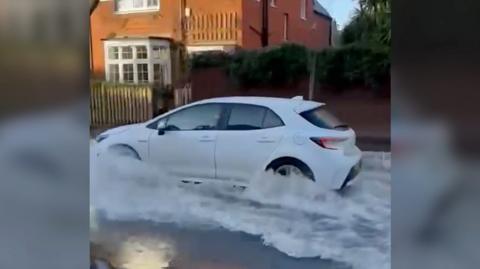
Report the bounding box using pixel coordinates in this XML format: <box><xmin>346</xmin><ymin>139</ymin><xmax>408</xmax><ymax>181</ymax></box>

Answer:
<box><xmin>316</xmin><ymin>44</ymin><xmax>390</xmax><ymax>92</ymax></box>
<box><xmin>228</xmin><ymin>43</ymin><xmax>309</xmax><ymax>87</ymax></box>
<box><xmin>190</xmin><ymin>51</ymin><xmax>232</xmax><ymax>69</ymax></box>
<box><xmin>188</xmin><ymin>43</ymin><xmax>390</xmax><ymax>94</ymax></box>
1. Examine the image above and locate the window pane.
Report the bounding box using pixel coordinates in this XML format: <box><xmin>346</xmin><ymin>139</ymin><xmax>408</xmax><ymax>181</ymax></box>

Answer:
<box><xmin>301</xmin><ymin>0</ymin><xmax>307</xmax><ymax>19</ymax></box>
<box><xmin>300</xmin><ymin>106</ymin><xmax>348</xmax><ymax>130</ymax></box>
<box><xmin>123</xmin><ymin>64</ymin><xmax>134</xmax><ymax>83</ymax></box>
<box><xmin>153</xmin><ymin>64</ymin><xmax>164</xmax><ymax>85</ymax></box>
<box><xmin>108</xmin><ymin>64</ymin><xmax>120</xmax><ymax>82</ymax></box>
<box><xmin>152</xmin><ymin>46</ymin><xmax>167</xmax><ymax>59</ymax></box>
<box><xmin>263</xmin><ymin>109</ymin><xmax>284</xmax><ymax>128</ymax></box>
<box><xmin>108</xmin><ymin>47</ymin><xmax>119</xmax><ymax>60</ymax></box>
<box><xmin>228</xmin><ymin>105</ymin><xmax>266</xmax><ymax>130</ymax></box>
<box><xmin>122</xmin><ymin>46</ymin><xmax>133</xmax><ymax>59</ymax></box>
<box><xmin>167</xmin><ymin>104</ymin><xmax>222</xmax><ymax>131</ymax></box>
<box><xmin>147</xmin><ymin>0</ymin><xmax>158</xmax><ymax>7</ymax></box>
<box><xmin>136</xmin><ymin>45</ymin><xmax>148</xmax><ymax>59</ymax></box>
<box><xmin>133</xmin><ymin>0</ymin><xmax>143</xmax><ymax>8</ymax></box>
<box><xmin>137</xmin><ymin>64</ymin><xmax>149</xmax><ymax>83</ymax></box>
<box><xmin>115</xmin><ymin>0</ymin><xmax>132</xmax><ymax>11</ymax></box>
<box><xmin>152</xmin><ymin>46</ymin><xmax>161</xmax><ymax>59</ymax></box>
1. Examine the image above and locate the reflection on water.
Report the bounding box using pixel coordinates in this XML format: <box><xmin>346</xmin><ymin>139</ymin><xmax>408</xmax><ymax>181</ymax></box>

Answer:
<box><xmin>91</xmin><ymin>222</ymin><xmax>175</xmax><ymax>269</ymax></box>
<box><xmin>117</xmin><ymin>236</ymin><xmax>174</xmax><ymax>269</ymax></box>
<box><xmin>91</xmin><ymin>220</ymin><xmax>349</xmax><ymax>269</ymax></box>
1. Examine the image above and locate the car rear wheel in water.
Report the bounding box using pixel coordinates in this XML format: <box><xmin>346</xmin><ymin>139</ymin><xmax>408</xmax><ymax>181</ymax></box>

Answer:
<box><xmin>275</xmin><ymin>164</ymin><xmax>303</xmax><ymax>177</ymax></box>
<box><xmin>269</xmin><ymin>159</ymin><xmax>314</xmax><ymax>181</ymax></box>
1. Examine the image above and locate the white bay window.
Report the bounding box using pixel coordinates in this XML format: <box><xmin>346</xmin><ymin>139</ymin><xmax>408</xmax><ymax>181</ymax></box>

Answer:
<box><xmin>104</xmin><ymin>39</ymin><xmax>171</xmax><ymax>85</ymax></box>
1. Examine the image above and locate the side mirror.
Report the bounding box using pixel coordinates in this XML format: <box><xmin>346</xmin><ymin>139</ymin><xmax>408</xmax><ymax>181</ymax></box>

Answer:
<box><xmin>157</xmin><ymin>120</ymin><xmax>167</xmax><ymax>136</ymax></box>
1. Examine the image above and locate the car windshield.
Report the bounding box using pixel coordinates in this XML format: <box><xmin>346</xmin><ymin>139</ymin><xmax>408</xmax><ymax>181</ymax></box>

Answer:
<box><xmin>300</xmin><ymin>106</ymin><xmax>349</xmax><ymax>130</ymax></box>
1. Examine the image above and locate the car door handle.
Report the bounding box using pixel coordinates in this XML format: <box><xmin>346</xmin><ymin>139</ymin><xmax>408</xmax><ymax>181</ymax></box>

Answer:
<box><xmin>199</xmin><ymin>135</ymin><xmax>215</xmax><ymax>142</ymax></box>
<box><xmin>257</xmin><ymin>137</ymin><xmax>275</xmax><ymax>143</ymax></box>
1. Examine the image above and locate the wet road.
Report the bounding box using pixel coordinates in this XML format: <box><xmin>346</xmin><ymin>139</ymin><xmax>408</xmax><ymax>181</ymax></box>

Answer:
<box><xmin>90</xmin><ymin>149</ymin><xmax>390</xmax><ymax>269</ymax></box>
<box><xmin>91</xmin><ymin>219</ymin><xmax>349</xmax><ymax>269</ymax></box>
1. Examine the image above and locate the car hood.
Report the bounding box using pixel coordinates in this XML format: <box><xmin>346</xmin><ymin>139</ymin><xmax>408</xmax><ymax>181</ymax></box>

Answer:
<box><xmin>102</xmin><ymin>123</ymin><xmax>143</xmax><ymax>136</ymax></box>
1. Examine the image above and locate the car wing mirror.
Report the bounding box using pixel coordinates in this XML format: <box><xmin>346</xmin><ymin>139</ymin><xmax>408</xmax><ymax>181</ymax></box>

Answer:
<box><xmin>157</xmin><ymin>120</ymin><xmax>167</xmax><ymax>136</ymax></box>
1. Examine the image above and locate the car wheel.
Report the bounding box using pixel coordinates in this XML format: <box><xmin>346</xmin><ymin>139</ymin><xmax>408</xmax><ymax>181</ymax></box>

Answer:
<box><xmin>269</xmin><ymin>159</ymin><xmax>314</xmax><ymax>181</ymax></box>
<box><xmin>108</xmin><ymin>145</ymin><xmax>141</xmax><ymax>160</ymax></box>
<box><xmin>275</xmin><ymin>164</ymin><xmax>303</xmax><ymax>177</ymax></box>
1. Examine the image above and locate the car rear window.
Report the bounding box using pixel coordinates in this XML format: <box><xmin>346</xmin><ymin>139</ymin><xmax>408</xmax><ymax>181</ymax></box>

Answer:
<box><xmin>300</xmin><ymin>106</ymin><xmax>349</xmax><ymax>130</ymax></box>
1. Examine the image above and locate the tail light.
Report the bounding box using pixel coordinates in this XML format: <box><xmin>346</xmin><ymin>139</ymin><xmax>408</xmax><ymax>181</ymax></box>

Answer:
<box><xmin>310</xmin><ymin>137</ymin><xmax>347</xmax><ymax>150</ymax></box>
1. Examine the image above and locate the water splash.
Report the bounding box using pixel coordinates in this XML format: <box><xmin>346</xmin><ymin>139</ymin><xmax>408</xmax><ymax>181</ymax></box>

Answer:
<box><xmin>90</xmin><ymin>143</ymin><xmax>390</xmax><ymax>269</ymax></box>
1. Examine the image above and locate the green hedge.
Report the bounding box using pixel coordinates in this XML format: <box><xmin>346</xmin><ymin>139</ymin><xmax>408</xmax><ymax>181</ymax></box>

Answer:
<box><xmin>190</xmin><ymin>50</ymin><xmax>232</xmax><ymax>69</ymax></box>
<box><xmin>229</xmin><ymin>44</ymin><xmax>309</xmax><ymax>87</ymax></box>
<box><xmin>189</xmin><ymin>43</ymin><xmax>390</xmax><ymax>93</ymax></box>
<box><xmin>316</xmin><ymin>44</ymin><xmax>390</xmax><ymax>92</ymax></box>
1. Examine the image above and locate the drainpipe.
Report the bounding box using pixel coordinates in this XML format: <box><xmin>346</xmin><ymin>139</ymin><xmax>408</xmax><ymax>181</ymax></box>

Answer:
<box><xmin>261</xmin><ymin>0</ymin><xmax>269</xmax><ymax>47</ymax></box>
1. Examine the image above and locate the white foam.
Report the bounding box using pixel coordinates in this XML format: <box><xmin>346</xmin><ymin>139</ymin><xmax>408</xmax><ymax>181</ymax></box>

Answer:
<box><xmin>90</xmin><ymin>145</ymin><xmax>390</xmax><ymax>269</ymax></box>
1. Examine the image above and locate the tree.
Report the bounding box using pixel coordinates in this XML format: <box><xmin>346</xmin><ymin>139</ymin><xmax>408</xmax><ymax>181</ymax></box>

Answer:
<box><xmin>342</xmin><ymin>0</ymin><xmax>391</xmax><ymax>47</ymax></box>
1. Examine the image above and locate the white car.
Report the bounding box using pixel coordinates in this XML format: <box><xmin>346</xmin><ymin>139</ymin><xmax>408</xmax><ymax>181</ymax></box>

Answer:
<box><xmin>95</xmin><ymin>96</ymin><xmax>362</xmax><ymax>190</ymax></box>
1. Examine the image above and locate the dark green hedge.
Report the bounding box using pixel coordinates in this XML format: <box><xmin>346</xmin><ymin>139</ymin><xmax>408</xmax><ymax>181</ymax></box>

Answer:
<box><xmin>189</xmin><ymin>43</ymin><xmax>390</xmax><ymax>93</ymax></box>
<box><xmin>190</xmin><ymin>50</ymin><xmax>232</xmax><ymax>69</ymax></box>
<box><xmin>316</xmin><ymin>44</ymin><xmax>390</xmax><ymax>92</ymax></box>
<box><xmin>228</xmin><ymin>44</ymin><xmax>309</xmax><ymax>87</ymax></box>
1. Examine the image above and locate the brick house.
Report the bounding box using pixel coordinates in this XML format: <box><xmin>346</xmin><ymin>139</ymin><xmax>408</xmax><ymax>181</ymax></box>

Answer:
<box><xmin>90</xmin><ymin>0</ymin><xmax>332</xmax><ymax>85</ymax></box>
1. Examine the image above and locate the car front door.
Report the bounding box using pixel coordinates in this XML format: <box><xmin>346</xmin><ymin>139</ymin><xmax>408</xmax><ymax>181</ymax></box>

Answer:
<box><xmin>148</xmin><ymin>103</ymin><xmax>223</xmax><ymax>180</ymax></box>
<box><xmin>215</xmin><ymin>104</ymin><xmax>285</xmax><ymax>184</ymax></box>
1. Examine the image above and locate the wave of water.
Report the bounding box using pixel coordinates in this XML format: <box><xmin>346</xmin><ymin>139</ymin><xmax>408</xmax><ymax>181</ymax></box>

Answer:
<box><xmin>90</xmin><ymin>144</ymin><xmax>390</xmax><ymax>269</ymax></box>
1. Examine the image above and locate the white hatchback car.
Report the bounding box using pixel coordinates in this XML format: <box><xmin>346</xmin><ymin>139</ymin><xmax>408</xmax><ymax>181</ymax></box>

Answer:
<box><xmin>95</xmin><ymin>96</ymin><xmax>362</xmax><ymax>190</ymax></box>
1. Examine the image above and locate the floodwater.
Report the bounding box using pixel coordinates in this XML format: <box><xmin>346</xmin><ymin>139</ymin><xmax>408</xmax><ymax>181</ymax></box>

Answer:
<box><xmin>90</xmin><ymin>145</ymin><xmax>390</xmax><ymax>269</ymax></box>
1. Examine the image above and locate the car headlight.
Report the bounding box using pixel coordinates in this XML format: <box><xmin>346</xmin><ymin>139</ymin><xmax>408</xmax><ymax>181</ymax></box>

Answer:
<box><xmin>95</xmin><ymin>134</ymin><xmax>109</xmax><ymax>143</ymax></box>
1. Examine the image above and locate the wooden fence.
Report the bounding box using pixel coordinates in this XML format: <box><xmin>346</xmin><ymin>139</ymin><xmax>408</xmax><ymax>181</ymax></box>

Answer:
<box><xmin>174</xmin><ymin>83</ymin><xmax>192</xmax><ymax>107</ymax></box>
<box><xmin>185</xmin><ymin>12</ymin><xmax>240</xmax><ymax>44</ymax></box>
<box><xmin>90</xmin><ymin>83</ymin><xmax>154</xmax><ymax>128</ymax></box>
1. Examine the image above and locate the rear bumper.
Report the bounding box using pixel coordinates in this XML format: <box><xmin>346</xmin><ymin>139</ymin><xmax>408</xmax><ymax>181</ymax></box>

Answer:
<box><xmin>340</xmin><ymin>159</ymin><xmax>362</xmax><ymax>189</ymax></box>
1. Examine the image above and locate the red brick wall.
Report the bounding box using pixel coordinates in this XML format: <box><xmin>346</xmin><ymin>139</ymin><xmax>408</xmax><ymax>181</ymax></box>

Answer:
<box><xmin>242</xmin><ymin>0</ymin><xmax>331</xmax><ymax>50</ymax></box>
<box><xmin>190</xmin><ymin>68</ymin><xmax>390</xmax><ymax>140</ymax></box>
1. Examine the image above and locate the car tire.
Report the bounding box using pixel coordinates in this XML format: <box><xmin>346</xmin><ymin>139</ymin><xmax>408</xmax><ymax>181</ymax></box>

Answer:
<box><xmin>108</xmin><ymin>145</ymin><xmax>141</xmax><ymax>160</ymax></box>
<box><xmin>268</xmin><ymin>158</ymin><xmax>314</xmax><ymax>181</ymax></box>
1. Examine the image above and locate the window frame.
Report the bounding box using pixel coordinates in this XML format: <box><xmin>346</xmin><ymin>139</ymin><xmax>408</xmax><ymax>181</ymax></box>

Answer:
<box><xmin>104</xmin><ymin>39</ymin><xmax>171</xmax><ymax>85</ymax></box>
<box><xmin>300</xmin><ymin>0</ymin><xmax>307</xmax><ymax>20</ymax></box>
<box><xmin>114</xmin><ymin>0</ymin><xmax>160</xmax><ymax>14</ymax></box>
<box><xmin>283</xmin><ymin>13</ymin><xmax>289</xmax><ymax>41</ymax></box>
<box><xmin>145</xmin><ymin>103</ymin><xmax>285</xmax><ymax>131</ymax></box>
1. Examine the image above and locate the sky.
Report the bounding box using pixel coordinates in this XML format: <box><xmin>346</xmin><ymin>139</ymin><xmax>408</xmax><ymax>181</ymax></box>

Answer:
<box><xmin>317</xmin><ymin>0</ymin><xmax>359</xmax><ymax>29</ymax></box>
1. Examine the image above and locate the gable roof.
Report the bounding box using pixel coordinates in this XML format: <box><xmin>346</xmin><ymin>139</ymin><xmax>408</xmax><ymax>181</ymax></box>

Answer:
<box><xmin>313</xmin><ymin>0</ymin><xmax>332</xmax><ymax>20</ymax></box>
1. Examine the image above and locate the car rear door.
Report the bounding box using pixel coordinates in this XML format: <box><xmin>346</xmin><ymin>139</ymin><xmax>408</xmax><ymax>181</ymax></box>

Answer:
<box><xmin>148</xmin><ymin>103</ymin><xmax>223</xmax><ymax>180</ymax></box>
<box><xmin>215</xmin><ymin>104</ymin><xmax>285</xmax><ymax>183</ymax></box>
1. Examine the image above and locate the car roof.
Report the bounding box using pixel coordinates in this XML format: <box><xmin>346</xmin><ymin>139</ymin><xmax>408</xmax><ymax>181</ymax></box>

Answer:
<box><xmin>194</xmin><ymin>96</ymin><xmax>324</xmax><ymax>112</ymax></box>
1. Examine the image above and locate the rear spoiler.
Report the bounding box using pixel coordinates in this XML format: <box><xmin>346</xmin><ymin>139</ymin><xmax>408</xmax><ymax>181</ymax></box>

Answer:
<box><xmin>292</xmin><ymin>99</ymin><xmax>325</xmax><ymax>113</ymax></box>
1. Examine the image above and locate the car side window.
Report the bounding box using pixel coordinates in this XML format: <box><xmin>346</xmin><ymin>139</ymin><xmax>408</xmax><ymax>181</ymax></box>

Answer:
<box><xmin>227</xmin><ymin>105</ymin><xmax>267</xmax><ymax>130</ymax></box>
<box><xmin>263</xmin><ymin>109</ymin><xmax>284</xmax><ymax>128</ymax></box>
<box><xmin>166</xmin><ymin>104</ymin><xmax>222</xmax><ymax>131</ymax></box>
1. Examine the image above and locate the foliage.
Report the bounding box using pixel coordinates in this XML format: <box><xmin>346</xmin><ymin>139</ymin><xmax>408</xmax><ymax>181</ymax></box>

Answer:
<box><xmin>342</xmin><ymin>0</ymin><xmax>391</xmax><ymax>47</ymax></box>
<box><xmin>228</xmin><ymin>44</ymin><xmax>309</xmax><ymax>87</ymax></box>
<box><xmin>190</xmin><ymin>44</ymin><xmax>309</xmax><ymax>87</ymax></box>
<box><xmin>316</xmin><ymin>44</ymin><xmax>390</xmax><ymax>92</ymax></box>
<box><xmin>190</xmin><ymin>51</ymin><xmax>232</xmax><ymax>69</ymax></box>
